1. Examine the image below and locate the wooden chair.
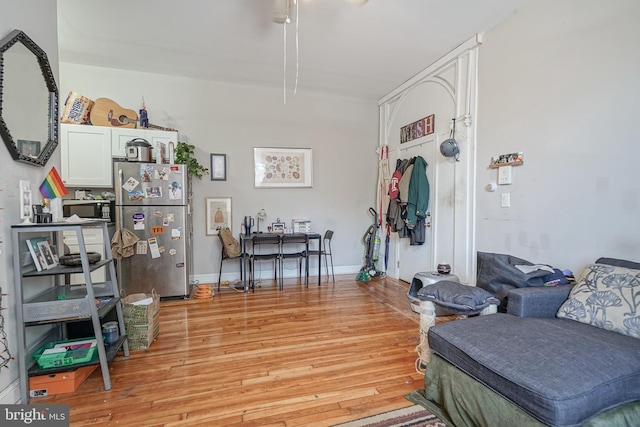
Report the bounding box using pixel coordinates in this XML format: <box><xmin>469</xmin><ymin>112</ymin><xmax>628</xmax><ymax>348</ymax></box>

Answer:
<box><xmin>280</xmin><ymin>233</ymin><xmax>309</xmax><ymax>290</ymax></box>
<box><xmin>249</xmin><ymin>234</ymin><xmax>281</xmax><ymax>292</ymax></box>
<box><xmin>302</xmin><ymin>230</ymin><xmax>335</xmax><ymax>283</ymax></box>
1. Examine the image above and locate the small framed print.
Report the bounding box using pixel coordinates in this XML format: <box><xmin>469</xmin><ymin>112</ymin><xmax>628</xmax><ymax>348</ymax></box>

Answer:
<box><xmin>271</xmin><ymin>222</ymin><xmax>285</xmax><ymax>233</ymax></box>
<box><xmin>37</xmin><ymin>240</ymin><xmax>58</xmax><ymax>269</ymax></box>
<box><xmin>210</xmin><ymin>154</ymin><xmax>227</xmax><ymax>181</ymax></box>
<box><xmin>206</xmin><ymin>197</ymin><xmax>232</xmax><ymax>235</ymax></box>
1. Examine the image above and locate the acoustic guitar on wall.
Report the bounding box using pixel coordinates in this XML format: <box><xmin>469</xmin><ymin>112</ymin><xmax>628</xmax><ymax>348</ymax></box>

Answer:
<box><xmin>89</xmin><ymin>98</ymin><xmax>178</xmax><ymax>132</ymax></box>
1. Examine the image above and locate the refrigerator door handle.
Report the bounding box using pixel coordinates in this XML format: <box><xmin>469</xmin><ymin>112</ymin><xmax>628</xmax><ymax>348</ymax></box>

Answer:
<box><xmin>118</xmin><ymin>168</ymin><xmax>124</xmax><ymax>227</ymax></box>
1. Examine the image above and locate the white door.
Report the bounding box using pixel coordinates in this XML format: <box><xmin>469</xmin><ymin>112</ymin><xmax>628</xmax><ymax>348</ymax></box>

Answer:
<box><xmin>396</xmin><ymin>139</ymin><xmax>437</xmax><ymax>282</ymax></box>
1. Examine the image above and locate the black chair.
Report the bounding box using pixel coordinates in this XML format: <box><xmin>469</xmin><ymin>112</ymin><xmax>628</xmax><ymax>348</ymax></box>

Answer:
<box><xmin>217</xmin><ymin>232</ymin><xmax>247</xmax><ymax>292</ymax></box>
<box><xmin>302</xmin><ymin>230</ymin><xmax>335</xmax><ymax>283</ymax></box>
<box><xmin>249</xmin><ymin>234</ymin><xmax>281</xmax><ymax>292</ymax></box>
<box><xmin>280</xmin><ymin>233</ymin><xmax>309</xmax><ymax>290</ymax></box>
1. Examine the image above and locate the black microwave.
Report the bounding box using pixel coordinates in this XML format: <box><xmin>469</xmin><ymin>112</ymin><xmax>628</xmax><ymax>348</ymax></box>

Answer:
<box><xmin>63</xmin><ymin>200</ymin><xmax>115</xmax><ymax>222</ymax></box>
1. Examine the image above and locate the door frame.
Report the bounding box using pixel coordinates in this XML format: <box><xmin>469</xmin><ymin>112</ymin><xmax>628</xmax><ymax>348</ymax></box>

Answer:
<box><xmin>394</xmin><ymin>138</ymin><xmax>438</xmax><ymax>282</ymax></box>
<box><xmin>378</xmin><ymin>35</ymin><xmax>481</xmax><ymax>284</ymax></box>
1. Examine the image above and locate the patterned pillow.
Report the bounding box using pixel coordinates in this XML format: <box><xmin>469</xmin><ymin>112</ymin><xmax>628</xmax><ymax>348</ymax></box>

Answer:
<box><xmin>557</xmin><ymin>263</ymin><xmax>640</xmax><ymax>338</ymax></box>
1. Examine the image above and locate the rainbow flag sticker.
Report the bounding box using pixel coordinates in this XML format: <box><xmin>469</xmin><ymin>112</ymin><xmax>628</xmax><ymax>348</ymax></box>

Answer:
<box><xmin>39</xmin><ymin>167</ymin><xmax>68</xmax><ymax>199</ymax></box>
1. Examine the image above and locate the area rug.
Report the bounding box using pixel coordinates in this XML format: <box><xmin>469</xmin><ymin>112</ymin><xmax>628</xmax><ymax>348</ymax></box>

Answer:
<box><xmin>332</xmin><ymin>405</ymin><xmax>445</xmax><ymax>427</ymax></box>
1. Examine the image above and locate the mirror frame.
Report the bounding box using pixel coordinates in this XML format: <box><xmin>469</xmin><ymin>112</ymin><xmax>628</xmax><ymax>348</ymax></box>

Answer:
<box><xmin>0</xmin><ymin>29</ymin><xmax>59</xmax><ymax>167</ymax></box>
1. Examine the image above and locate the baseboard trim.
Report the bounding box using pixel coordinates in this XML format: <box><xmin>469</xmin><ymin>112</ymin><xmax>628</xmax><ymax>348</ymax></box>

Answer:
<box><xmin>192</xmin><ymin>264</ymin><xmax>363</xmax><ymax>286</ymax></box>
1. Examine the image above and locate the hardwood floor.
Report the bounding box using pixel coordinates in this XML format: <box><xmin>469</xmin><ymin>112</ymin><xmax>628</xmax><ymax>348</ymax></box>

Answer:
<box><xmin>34</xmin><ymin>276</ymin><xmax>427</xmax><ymax>426</ymax></box>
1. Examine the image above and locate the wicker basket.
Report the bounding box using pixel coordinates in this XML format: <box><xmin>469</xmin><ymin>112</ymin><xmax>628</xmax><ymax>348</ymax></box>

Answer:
<box><xmin>122</xmin><ymin>290</ymin><xmax>160</xmax><ymax>350</ymax></box>
<box><xmin>125</xmin><ymin>321</ymin><xmax>160</xmax><ymax>350</ymax></box>
<box><xmin>122</xmin><ymin>290</ymin><xmax>159</xmax><ymax>325</ymax></box>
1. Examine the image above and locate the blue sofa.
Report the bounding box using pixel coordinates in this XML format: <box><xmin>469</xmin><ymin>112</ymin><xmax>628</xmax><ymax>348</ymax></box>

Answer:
<box><xmin>408</xmin><ymin>257</ymin><xmax>640</xmax><ymax>427</ymax></box>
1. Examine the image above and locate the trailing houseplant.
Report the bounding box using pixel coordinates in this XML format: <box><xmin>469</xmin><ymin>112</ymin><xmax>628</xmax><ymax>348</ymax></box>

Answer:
<box><xmin>175</xmin><ymin>141</ymin><xmax>208</xmax><ymax>179</ymax></box>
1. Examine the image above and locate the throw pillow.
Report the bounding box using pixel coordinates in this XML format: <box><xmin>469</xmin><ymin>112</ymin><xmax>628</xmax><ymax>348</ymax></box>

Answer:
<box><xmin>416</xmin><ymin>280</ymin><xmax>500</xmax><ymax>315</ymax></box>
<box><xmin>557</xmin><ymin>263</ymin><xmax>640</xmax><ymax>338</ymax></box>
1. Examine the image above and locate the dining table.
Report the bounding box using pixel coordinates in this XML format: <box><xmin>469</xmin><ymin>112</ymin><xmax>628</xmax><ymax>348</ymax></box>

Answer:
<box><xmin>239</xmin><ymin>232</ymin><xmax>322</xmax><ymax>292</ymax></box>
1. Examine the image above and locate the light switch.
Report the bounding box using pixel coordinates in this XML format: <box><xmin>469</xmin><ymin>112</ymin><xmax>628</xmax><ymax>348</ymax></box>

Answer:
<box><xmin>501</xmin><ymin>193</ymin><xmax>511</xmax><ymax>208</ymax></box>
<box><xmin>498</xmin><ymin>166</ymin><xmax>513</xmax><ymax>185</ymax></box>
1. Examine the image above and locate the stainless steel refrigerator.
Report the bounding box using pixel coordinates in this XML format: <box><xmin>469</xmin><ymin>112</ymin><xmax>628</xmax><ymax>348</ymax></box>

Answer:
<box><xmin>114</xmin><ymin>161</ymin><xmax>191</xmax><ymax>299</ymax></box>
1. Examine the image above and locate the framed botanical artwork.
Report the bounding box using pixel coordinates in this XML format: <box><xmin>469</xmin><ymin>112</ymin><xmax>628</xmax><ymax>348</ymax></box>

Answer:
<box><xmin>205</xmin><ymin>197</ymin><xmax>232</xmax><ymax>236</ymax></box>
<box><xmin>210</xmin><ymin>153</ymin><xmax>227</xmax><ymax>181</ymax></box>
<box><xmin>254</xmin><ymin>147</ymin><xmax>313</xmax><ymax>188</ymax></box>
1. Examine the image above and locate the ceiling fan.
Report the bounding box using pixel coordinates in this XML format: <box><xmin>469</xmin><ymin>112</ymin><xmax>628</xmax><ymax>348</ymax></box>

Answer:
<box><xmin>272</xmin><ymin>0</ymin><xmax>368</xmax><ymax>24</ymax></box>
<box><xmin>272</xmin><ymin>0</ymin><xmax>368</xmax><ymax>103</ymax></box>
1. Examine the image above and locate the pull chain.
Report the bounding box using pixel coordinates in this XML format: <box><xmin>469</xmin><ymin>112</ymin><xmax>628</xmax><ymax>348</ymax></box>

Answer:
<box><xmin>282</xmin><ymin>0</ymin><xmax>299</xmax><ymax>104</ymax></box>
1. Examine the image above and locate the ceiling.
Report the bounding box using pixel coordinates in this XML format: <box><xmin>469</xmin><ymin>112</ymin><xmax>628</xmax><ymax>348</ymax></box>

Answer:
<box><xmin>57</xmin><ymin>0</ymin><xmax>528</xmax><ymax>100</ymax></box>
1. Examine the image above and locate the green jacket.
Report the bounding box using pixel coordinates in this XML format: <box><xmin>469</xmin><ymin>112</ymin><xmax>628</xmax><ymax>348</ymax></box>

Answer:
<box><xmin>406</xmin><ymin>156</ymin><xmax>429</xmax><ymax>229</ymax></box>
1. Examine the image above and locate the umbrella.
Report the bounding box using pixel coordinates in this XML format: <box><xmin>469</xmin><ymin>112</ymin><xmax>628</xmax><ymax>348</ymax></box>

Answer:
<box><xmin>385</xmin><ymin>224</ymin><xmax>390</xmax><ymax>271</ymax></box>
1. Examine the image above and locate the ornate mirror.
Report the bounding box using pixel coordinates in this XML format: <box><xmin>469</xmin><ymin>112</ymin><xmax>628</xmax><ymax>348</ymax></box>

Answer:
<box><xmin>0</xmin><ymin>29</ymin><xmax>58</xmax><ymax>167</ymax></box>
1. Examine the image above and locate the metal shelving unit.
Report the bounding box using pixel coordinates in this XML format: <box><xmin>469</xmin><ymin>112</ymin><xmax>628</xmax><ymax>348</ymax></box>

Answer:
<box><xmin>11</xmin><ymin>220</ymin><xmax>129</xmax><ymax>402</ymax></box>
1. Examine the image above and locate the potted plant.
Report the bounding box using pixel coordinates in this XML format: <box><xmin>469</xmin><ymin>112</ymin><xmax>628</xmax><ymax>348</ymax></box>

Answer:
<box><xmin>175</xmin><ymin>141</ymin><xmax>208</xmax><ymax>179</ymax></box>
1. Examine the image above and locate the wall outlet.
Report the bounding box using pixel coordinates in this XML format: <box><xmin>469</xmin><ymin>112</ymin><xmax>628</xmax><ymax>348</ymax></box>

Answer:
<box><xmin>501</xmin><ymin>193</ymin><xmax>511</xmax><ymax>208</ymax></box>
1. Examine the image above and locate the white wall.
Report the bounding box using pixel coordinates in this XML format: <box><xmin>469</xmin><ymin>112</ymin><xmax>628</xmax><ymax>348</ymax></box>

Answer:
<box><xmin>476</xmin><ymin>0</ymin><xmax>640</xmax><ymax>271</ymax></box>
<box><xmin>0</xmin><ymin>0</ymin><xmax>60</xmax><ymax>403</ymax></box>
<box><xmin>59</xmin><ymin>64</ymin><xmax>379</xmax><ymax>281</ymax></box>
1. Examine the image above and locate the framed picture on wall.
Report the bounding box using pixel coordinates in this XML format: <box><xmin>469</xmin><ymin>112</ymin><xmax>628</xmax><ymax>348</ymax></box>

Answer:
<box><xmin>210</xmin><ymin>153</ymin><xmax>227</xmax><ymax>181</ymax></box>
<box><xmin>254</xmin><ymin>147</ymin><xmax>313</xmax><ymax>188</ymax></box>
<box><xmin>205</xmin><ymin>197</ymin><xmax>232</xmax><ymax>235</ymax></box>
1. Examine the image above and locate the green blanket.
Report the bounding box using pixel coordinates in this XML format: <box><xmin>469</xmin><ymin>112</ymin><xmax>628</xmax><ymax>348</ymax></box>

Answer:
<box><xmin>406</xmin><ymin>354</ymin><xmax>640</xmax><ymax>427</ymax></box>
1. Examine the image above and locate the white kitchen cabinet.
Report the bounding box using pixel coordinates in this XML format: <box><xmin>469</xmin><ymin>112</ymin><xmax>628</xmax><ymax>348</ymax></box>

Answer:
<box><xmin>111</xmin><ymin>128</ymin><xmax>178</xmax><ymax>160</ymax></box>
<box><xmin>61</xmin><ymin>125</ymin><xmax>113</xmax><ymax>187</ymax></box>
<box><xmin>60</xmin><ymin>124</ymin><xmax>179</xmax><ymax>188</ymax></box>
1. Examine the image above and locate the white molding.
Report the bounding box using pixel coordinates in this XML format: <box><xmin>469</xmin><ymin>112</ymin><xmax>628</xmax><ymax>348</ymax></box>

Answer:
<box><xmin>379</xmin><ymin>34</ymin><xmax>482</xmax><ymax>105</ymax></box>
<box><xmin>378</xmin><ymin>33</ymin><xmax>480</xmax><ymax>284</ymax></box>
<box><xmin>0</xmin><ymin>379</ymin><xmax>22</xmax><ymax>404</ymax></box>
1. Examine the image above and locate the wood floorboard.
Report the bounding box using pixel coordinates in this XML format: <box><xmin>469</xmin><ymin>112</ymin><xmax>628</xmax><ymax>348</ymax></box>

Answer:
<box><xmin>32</xmin><ymin>275</ymin><xmax>430</xmax><ymax>426</ymax></box>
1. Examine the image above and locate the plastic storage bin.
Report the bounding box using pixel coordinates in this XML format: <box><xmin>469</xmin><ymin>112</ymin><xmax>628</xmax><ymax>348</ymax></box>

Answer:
<box><xmin>33</xmin><ymin>338</ymin><xmax>97</xmax><ymax>369</ymax></box>
<box><xmin>29</xmin><ymin>365</ymin><xmax>97</xmax><ymax>397</ymax></box>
